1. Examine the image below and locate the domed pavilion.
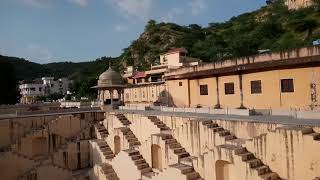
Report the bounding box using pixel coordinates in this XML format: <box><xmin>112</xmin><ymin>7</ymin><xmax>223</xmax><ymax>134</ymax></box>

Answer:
<box><xmin>92</xmin><ymin>64</ymin><xmax>126</xmax><ymax>106</ymax></box>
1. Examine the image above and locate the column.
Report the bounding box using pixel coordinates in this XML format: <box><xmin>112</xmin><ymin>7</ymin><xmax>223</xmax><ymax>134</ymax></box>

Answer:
<box><xmin>239</xmin><ymin>74</ymin><xmax>245</xmax><ymax>109</ymax></box>
<box><xmin>215</xmin><ymin>76</ymin><xmax>221</xmax><ymax>109</ymax></box>
<box><xmin>110</xmin><ymin>90</ymin><xmax>114</xmax><ymax>105</ymax></box>
<box><xmin>102</xmin><ymin>90</ymin><xmax>105</xmax><ymax>104</ymax></box>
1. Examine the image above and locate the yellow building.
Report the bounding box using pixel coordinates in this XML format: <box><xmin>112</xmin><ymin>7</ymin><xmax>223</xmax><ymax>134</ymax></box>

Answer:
<box><xmin>164</xmin><ymin>45</ymin><xmax>320</xmax><ymax>110</ymax></box>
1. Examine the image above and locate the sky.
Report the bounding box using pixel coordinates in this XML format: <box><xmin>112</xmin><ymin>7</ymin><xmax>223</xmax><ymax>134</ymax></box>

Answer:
<box><xmin>0</xmin><ymin>0</ymin><xmax>266</xmax><ymax>64</ymax></box>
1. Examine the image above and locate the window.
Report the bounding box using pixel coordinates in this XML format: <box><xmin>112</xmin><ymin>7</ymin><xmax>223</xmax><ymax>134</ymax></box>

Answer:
<box><xmin>51</xmin><ymin>84</ymin><xmax>54</xmax><ymax>87</ymax></box>
<box><xmin>224</xmin><ymin>83</ymin><xmax>234</xmax><ymax>95</ymax></box>
<box><xmin>251</xmin><ymin>80</ymin><xmax>262</xmax><ymax>94</ymax></box>
<box><xmin>30</xmin><ymin>88</ymin><xmax>36</xmax><ymax>91</ymax></box>
<box><xmin>200</xmin><ymin>85</ymin><xmax>208</xmax><ymax>95</ymax></box>
<box><xmin>281</xmin><ymin>79</ymin><xmax>294</xmax><ymax>93</ymax></box>
<box><xmin>39</xmin><ymin>87</ymin><xmax>42</xmax><ymax>92</ymax></box>
<box><xmin>179</xmin><ymin>82</ymin><xmax>183</xmax><ymax>86</ymax></box>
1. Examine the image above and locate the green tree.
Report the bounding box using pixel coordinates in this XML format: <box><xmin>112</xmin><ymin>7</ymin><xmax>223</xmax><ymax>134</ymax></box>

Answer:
<box><xmin>0</xmin><ymin>58</ymin><xmax>19</xmax><ymax>104</ymax></box>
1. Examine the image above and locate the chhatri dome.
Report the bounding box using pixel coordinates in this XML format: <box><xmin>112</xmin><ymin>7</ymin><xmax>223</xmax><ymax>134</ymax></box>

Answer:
<box><xmin>97</xmin><ymin>66</ymin><xmax>124</xmax><ymax>88</ymax></box>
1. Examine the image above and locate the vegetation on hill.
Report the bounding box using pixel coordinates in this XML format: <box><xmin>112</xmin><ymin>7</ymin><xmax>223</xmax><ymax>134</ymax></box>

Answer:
<box><xmin>0</xmin><ymin>57</ymin><xmax>20</xmax><ymax>104</ymax></box>
<box><xmin>120</xmin><ymin>0</ymin><xmax>320</xmax><ymax>70</ymax></box>
<box><xmin>1</xmin><ymin>0</ymin><xmax>320</xmax><ymax>103</ymax></box>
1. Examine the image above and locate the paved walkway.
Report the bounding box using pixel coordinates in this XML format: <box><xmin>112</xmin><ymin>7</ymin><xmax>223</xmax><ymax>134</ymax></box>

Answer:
<box><xmin>115</xmin><ymin>109</ymin><xmax>320</xmax><ymax>126</ymax></box>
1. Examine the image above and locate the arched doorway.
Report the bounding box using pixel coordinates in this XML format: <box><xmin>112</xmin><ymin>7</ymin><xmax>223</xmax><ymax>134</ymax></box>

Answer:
<box><xmin>215</xmin><ymin>160</ymin><xmax>230</xmax><ymax>180</ymax></box>
<box><xmin>151</xmin><ymin>144</ymin><xmax>162</xmax><ymax>169</ymax></box>
<box><xmin>114</xmin><ymin>136</ymin><xmax>121</xmax><ymax>154</ymax></box>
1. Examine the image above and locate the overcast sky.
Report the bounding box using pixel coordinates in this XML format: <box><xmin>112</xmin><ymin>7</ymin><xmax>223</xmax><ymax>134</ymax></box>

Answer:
<box><xmin>0</xmin><ymin>0</ymin><xmax>265</xmax><ymax>64</ymax></box>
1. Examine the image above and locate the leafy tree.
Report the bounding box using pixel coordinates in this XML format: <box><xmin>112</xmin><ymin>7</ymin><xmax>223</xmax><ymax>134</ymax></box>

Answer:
<box><xmin>0</xmin><ymin>58</ymin><xmax>20</xmax><ymax>104</ymax></box>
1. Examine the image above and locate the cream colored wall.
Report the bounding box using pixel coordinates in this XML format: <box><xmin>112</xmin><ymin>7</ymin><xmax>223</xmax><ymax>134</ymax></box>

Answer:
<box><xmin>218</xmin><ymin>75</ymin><xmax>241</xmax><ymax>108</ymax></box>
<box><xmin>123</xmin><ymin>83</ymin><xmax>167</xmax><ymax>105</ymax></box>
<box><xmin>189</xmin><ymin>78</ymin><xmax>217</xmax><ymax>107</ymax></box>
<box><xmin>285</xmin><ymin>0</ymin><xmax>313</xmax><ymax>9</ymax></box>
<box><xmin>246</xmin><ymin>127</ymin><xmax>320</xmax><ymax>180</ymax></box>
<box><xmin>167</xmin><ymin>79</ymin><xmax>189</xmax><ymax>107</ymax></box>
<box><xmin>243</xmin><ymin>67</ymin><xmax>320</xmax><ymax>109</ymax></box>
<box><xmin>160</xmin><ymin>53</ymin><xmax>181</xmax><ymax>66</ymax></box>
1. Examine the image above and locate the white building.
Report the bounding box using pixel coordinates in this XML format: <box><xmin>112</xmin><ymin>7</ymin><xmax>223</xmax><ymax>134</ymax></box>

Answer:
<box><xmin>19</xmin><ymin>77</ymin><xmax>72</xmax><ymax>104</ymax></box>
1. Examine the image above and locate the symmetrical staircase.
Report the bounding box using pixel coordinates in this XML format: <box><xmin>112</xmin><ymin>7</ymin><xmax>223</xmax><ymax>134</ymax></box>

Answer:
<box><xmin>125</xmin><ymin>149</ymin><xmax>155</xmax><ymax>178</ymax></box>
<box><xmin>115</xmin><ymin>114</ymin><xmax>131</xmax><ymax>126</ymax></box>
<box><xmin>170</xmin><ymin>163</ymin><xmax>203</xmax><ymax>180</ymax></box>
<box><xmin>119</xmin><ymin>127</ymin><xmax>141</xmax><ymax>148</ymax></box>
<box><xmin>158</xmin><ymin>134</ymin><xmax>190</xmax><ymax>159</ymax></box>
<box><xmin>101</xmin><ymin>163</ymin><xmax>120</xmax><ymax>180</ymax></box>
<box><xmin>218</xmin><ymin>144</ymin><xmax>282</xmax><ymax>180</ymax></box>
<box><xmin>96</xmin><ymin>139</ymin><xmax>115</xmax><ymax>160</ymax></box>
<box><xmin>147</xmin><ymin>116</ymin><xmax>170</xmax><ymax>131</ymax></box>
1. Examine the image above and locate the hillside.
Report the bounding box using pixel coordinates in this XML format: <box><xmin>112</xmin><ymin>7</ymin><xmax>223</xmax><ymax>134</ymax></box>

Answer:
<box><xmin>120</xmin><ymin>0</ymin><xmax>320</xmax><ymax>70</ymax></box>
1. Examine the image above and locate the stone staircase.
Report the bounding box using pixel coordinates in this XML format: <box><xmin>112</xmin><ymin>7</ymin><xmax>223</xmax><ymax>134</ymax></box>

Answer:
<box><xmin>147</xmin><ymin>116</ymin><xmax>170</xmax><ymax>131</ymax></box>
<box><xmin>158</xmin><ymin>134</ymin><xmax>190</xmax><ymax>160</ymax></box>
<box><xmin>115</xmin><ymin>114</ymin><xmax>131</xmax><ymax>126</ymax></box>
<box><xmin>119</xmin><ymin>127</ymin><xmax>141</xmax><ymax>148</ymax></box>
<box><xmin>101</xmin><ymin>163</ymin><xmax>120</xmax><ymax>180</ymax></box>
<box><xmin>96</xmin><ymin>139</ymin><xmax>115</xmax><ymax>160</ymax></box>
<box><xmin>170</xmin><ymin>163</ymin><xmax>203</xmax><ymax>180</ymax></box>
<box><xmin>201</xmin><ymin>120</ymin><xmax>237</xmax><ymax>142</ymax></box>
<box><xmin>95</xmin><ymin>123</ymin><xmax>108</xmax><ymax>138</ymax></box>
<box><xmin>218</xmin><ymin>144</ymin><xmax>282</xmax><ymax>180</ymax></box>
<box><xmin>124</xmin><ymin>149</ymin><xmax>155</xmax><ymax>179</ymax></box>
<box><xmin>296</xmin><ymin>127</ymin><xmax>320</xmax><ymax>141</ymax></box>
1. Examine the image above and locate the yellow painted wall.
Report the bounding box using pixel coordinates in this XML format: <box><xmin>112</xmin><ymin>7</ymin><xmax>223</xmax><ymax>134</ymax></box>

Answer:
<box><xmin>167</xmin><ymin>79</ymin><xmax>189</xmax><ymax>107</ymax></box>
<box><xmin>189</xmin><ymin>78</ymin><xmax>217</xmax><ymax>107</ymax></box>
<box><xmin>218</xmin><ymin>75</ymin><xmax>241</xmax><ymax>108</ymax></box>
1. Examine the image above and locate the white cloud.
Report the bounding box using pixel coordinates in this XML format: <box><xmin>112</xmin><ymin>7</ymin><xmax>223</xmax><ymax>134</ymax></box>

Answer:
<box><xmin>68</xmin><ymin>0</ymin><xmax>88</xmax><ymax>7</ymax></box>
<box><xmin>161</xmin><ymin>8</ymin><xmax>184</xmax><ymax>23</ymax></box>
<box><xmin>114</xmin><ymin>24</ymin><xmax>128</xmax><ymax>32</ymax></box>
<box><xmin>107</xmin><ymin>0</ymin><xmax>153</xmax><ymax>20</ymax></box>
<box><xmin>189</xmin><ymin>0</ymin><xmax>207</xmax><ymax>16</ymax></box>
<box><xmin>26</xmin><ymin>44</ymin><xmax>53</xmax><ymax>63</ymax></box>
<box><xmin>22</xmin><ymin>0</ymin><xmax>52</xmax><ymax>8</ymax></box>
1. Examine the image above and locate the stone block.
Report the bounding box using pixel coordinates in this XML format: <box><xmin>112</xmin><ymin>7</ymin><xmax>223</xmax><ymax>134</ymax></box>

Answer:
<box><xmin>228</xmin><ymin>109</ymin><xmax>250</xmax><ymax>116</ymax></box>
<box><xmin>196</xmin><ymin>108</ymin><xmax>210</xmax><ymax>114</ymax></box>
<box><xmin>296</xmin><ymin>111</ymin><xmax>320</xmax><ymax>119</ymax></box>
<box><xmin>184</xmin><ymin>108</ymin><xmax>196</xmax><ymax>113</ymax></box>
<box><xmin>210</xmin><ymin>108</ymin><xmax>227</xmax><ymax>115</ymax></box>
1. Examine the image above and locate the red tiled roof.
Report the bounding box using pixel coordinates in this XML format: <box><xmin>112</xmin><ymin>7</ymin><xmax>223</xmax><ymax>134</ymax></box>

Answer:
<box><xmin>132</xmin><ymin>71</ymin><xmax>146</xmax><ymax>79</ymax></box>
<box><xmin>167</xmin><ymin>48</ymin><xmax>188</xmax><ymax>54</ymax></box>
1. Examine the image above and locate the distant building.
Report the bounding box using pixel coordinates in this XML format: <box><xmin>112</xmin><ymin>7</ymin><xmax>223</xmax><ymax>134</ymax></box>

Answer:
<box><xmin>122</xmin><ymin>48</ymin><xmax>201</xmax><ymax>106</ymax></box>
<box><xmin>19</xmin><ymin>77</ymin><xmax>72</xmax><ymax>104</ymax></box>
<box><xmin>285</xmin><ymin>0</ymin><xmax>314</xmax><ymax>10</ymax></box>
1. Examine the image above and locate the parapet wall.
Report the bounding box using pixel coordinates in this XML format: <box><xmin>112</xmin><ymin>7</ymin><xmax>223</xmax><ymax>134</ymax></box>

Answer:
<box><xmin>165</xmin><ymin>45</ymin><xmax>320</xmax><ymax>78</ymax></box>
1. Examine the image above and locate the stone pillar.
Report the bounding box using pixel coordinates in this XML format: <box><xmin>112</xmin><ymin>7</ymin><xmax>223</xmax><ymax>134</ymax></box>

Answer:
<box><xmin>102</xmin><ymin>90</ymin><xmax>105</xmax><ymax>104</ymax></box>
<box><xmin>110</xmin><ymin>90</ymin><xmax>114</xmax><ymax>105</ymax></box>
<box><xmin>215</xmin><ymin>76</ymin><xmax>221</xmax><ymax>109</ymax></box>
<box><xmin>239</xmin><ymin>74</ymin><xmax>245</xmax><ymax>109</ymax></box>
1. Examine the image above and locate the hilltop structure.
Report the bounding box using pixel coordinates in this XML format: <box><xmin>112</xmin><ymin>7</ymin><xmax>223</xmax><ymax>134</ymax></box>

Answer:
<box><xmin>285</xmin><ymin>0</ymin><xmax>314</xmax><ymax>9</ymax></box>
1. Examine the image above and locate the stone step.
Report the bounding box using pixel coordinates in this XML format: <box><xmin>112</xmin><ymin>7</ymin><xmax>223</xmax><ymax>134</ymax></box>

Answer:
<box><xmin>224</xmin><ymin>135</ymin><xmax>236</xmax><ymax>141</ymax></box>
<box><xmin>254</xmin><ymin>165</ymin><xmax>270</xmax><ymax>175</ymax></box>
<box><xmin>246</xmin><ymin>159</ymin><xmax>262</xmax><ymax>168</ymax></box>
<box><xmin>165</xmin><ymin>139</ymin><xmax>177</xmax><ymax>144</ymax></box>
<box><xmin>211</xmin><ymin>127</ymin><xmax>224</xmax><ymax>132</ymax></box>
<box><xmin>127</xmin><ymin>150</ymin><xmax>140</xmax><ymax>156</ymax></box>
<box><xmin>185</xmin><ymin>171</ymin><xmax>201</xmax><ymax>180</ymax></box>
<box><xmin>134</xmin><ymin>159</ymin><xmax>147</xmax><ymax>165</ymax></box>
<box><xmin>173</xmin><ymin>147</ymin><xmax>186</xmax><ymax>154</ymax></box>
<box><xmin>137</xmin><ymin>163</ymin><xmax>149</xmax><ymax>170</ymax></box>
<box><xmin>160</xmin><ymin>127</ymin><xmax>170</xmax><ymax>130</ymax></box>
<box><xmin>169</xmin><ymin>143</ymin><xmax>182</xmax><ymax>149</ymax></box>
<box><xmin>218</xmin><ymin>130</ymin><xmax>231</xmax><ymax>136</ymax></box>
<box><xmin>260</xmin><ymin>172</ymin><xmax>280</xmax><ymax>180</ymax></box>
<box><xmin>309</xmin><ymin>133</ymin><xmax>320</xmax><ymax>140</ymax></box>
<box><xmin>140</xmin><ymin>167</ymin><xmax>153</xmax><ymax>174</ymax></box>
<box><xmin>206</xmin><ymin>123</ymin><xmax>218</xmax><ymax>128</ymax></box>
<box><xmin>105</xmin><ymin>154</ymin><xmax>115</xmax><ymax>159</ymax></box>
<box><xmin>201</xmin><ymin>120</ymin><xmax>212</xmax><ymax>125</ymax></box>
<box><xmin>176</xmin><ymin>152</ymin><xmax>190</xmax><ymax>158</ymax></box>
<box><xmin>238</xmin><ymin>152</ymin><xmax>255</xmax><ymax>161</ymax></box>
<box><xmin>131</xmin><ymin>155</ymin><xmax>143</xmax><ymax>160</ymax></box>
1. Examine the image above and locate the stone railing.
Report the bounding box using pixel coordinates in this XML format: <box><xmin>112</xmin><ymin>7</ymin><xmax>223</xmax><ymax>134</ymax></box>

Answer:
<box><xmin>60</xmin><ymin>101</ymin><xmax>91</xmax><ymax>108</ymax></box>
<box><xmin>160</xmin><ymin>106</ymin><xmax>250</xmax><ymax>116</ymax></box>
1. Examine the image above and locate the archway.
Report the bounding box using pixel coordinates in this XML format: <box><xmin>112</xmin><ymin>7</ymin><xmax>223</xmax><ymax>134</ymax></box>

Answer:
<box><xmin>151</xmin><ymin>144</ymin><xmax>162</xmax><ymax>169</ymax></box>
<box><xmin>215</xmin><ymin>160</ymin><xmax>230</xmax><ymax>180</ymax></box>
<box><xmin>114</xmin><ymin>136</ymin><xmax>121</xmax><ymax>154</ymax></box>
